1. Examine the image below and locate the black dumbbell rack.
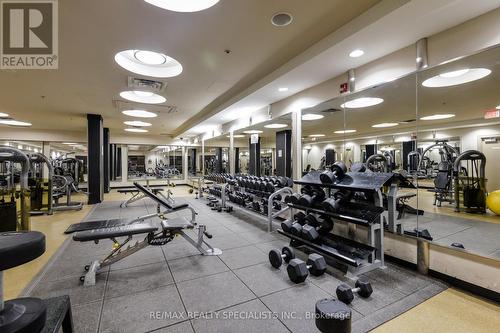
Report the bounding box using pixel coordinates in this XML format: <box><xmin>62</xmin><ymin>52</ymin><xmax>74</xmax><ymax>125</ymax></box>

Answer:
<box><xmin>282</xmin><ymin>171</ymin><xmax>394</xmax><ymax>277</ymax></box>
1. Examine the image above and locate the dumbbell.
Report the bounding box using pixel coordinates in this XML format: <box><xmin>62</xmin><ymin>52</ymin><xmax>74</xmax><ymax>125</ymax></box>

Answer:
<box><xmin>285</xmin><ymin>193</ymin><xmax>300</xmax><ymax>205</ymax></box>
<box><xmin>301</xmin><ymin>215</ymin><xmax>334</xmax><ymax>241</ymax></box>
<box><xmin>289</xmin><ymin>212</ymin><xmax>307</xmax><ymax>235</ymax></box>
<box><xmin>320</xmin><ymin>162</ymin><xmax>347</xmax><ymax>184</ymax></box>
<box><xmin>287</xmin><ymin>254</ymin><xmax>327</xmax><ymax>283</ymax></box>
<box><xmin>336</xmin><ymin>280</ymin><xmax>373</xmax><ymax>304</ymax></box>
<box><xmin>298</xmin><ymin>187</ymin><xmax>326</xmax><ymax>207</ymax></box>
<box><xmin>321</xmin><ymin>191</ymin><xmax>351</xmax><ymax>213</ymax></box>
<box><xmin>268</xmin><ymin>246</ymin><xmax>295</xmax><ymax>268</ymax></box>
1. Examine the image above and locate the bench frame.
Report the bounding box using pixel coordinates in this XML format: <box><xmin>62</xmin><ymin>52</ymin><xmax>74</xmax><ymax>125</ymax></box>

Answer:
<box><xmin>120</xmin><ymin>186</ymin><xmax>175</xmax><ymax>208</ymax></box>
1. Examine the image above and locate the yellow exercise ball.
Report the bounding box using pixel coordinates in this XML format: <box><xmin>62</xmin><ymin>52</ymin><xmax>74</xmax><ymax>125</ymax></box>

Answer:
<box><xmin>486</xmin><ymin>190</ymin><xmax>500</xmax><ymax>215</ymax></box>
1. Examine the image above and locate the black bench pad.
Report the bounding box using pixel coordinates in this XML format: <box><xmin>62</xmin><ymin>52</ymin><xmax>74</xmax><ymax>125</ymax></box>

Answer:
<box><xmin>161</xmin><ymin>217</ymin><xmax>194</xmax><ymax>231</ymax></box>
<box><xmin>118</xmin><ymin>188</ymin><xmax>164</xmax><ymax>194</ymax></box>
<box><xmin>73</xmin><ymin>224</ymin><xmax>158</xmax><ymax>242</ymax></box>
<box><xmin>64</xmin><ymin>219</ymin><xmax>128</xmax><ymax>234</ymax></box>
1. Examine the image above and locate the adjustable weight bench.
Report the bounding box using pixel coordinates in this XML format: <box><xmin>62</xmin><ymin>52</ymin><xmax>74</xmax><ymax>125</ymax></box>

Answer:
<box><xmin>73</xmin><ymin>217</ymin><xmax>221</xmax><ymax>286</ymax></box>
<box><xmin>120</xmin><ymin>185</ymin><xmax>174</xmax><ymax>208</ymax></box>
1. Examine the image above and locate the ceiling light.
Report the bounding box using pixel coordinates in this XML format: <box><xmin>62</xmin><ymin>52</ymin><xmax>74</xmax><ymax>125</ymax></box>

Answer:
<box><xmin>124</xmin><ymin>120</ymin><xmax>152</xmax><ymax>127</ymax></box>
<box><xmin>115</xmin><ymin>50</ymin><xmax>182</xmax><ymax>78</ymax></box>
<box><xmin>125</xmin><ymin>128</ymin><xmax>149</xmax><ymax>133</ymax></box>
<box><xmin>243</xmin><ymin>130</ymin><xmax>263</xmax><ymax>134</ymax></box>
<box><xmin>334</xmin><ymin>130</ymin><xmax>357</xmax><ymax>134</ymax></box>
<box><xmin>278</xmin><ymin>87</ymin><xmax>288</xmax><ymax>92</ymax></box>
<box><xmin>120</xmin><ymin>91</ymin><xmax>166</xmax><ymax>104</ymax></box>
<box><xmin>420</xmin><ymin>114</ymin><xmax>455</xmax><ymax>121</ymax></box>
<box><xmin>144</xmin><ymin>0</ymin><xmax>219</xmax><ymax>12</ymax></box>
<box><xmin>264</xmin><ymin>123</ymin><xmax>287</xmax><ymax>129</ymax></box>
<box><xmin>63</xmin><ymin>143</ymin><xmax>77</xmax><ymax>145</ymax></box>
<box><xmin>341</xmin><ymin>97</ymin><xmax>384</xmax><ymax>109</ymax></box>
<box><xmin>422</xmin><ymin>68</ymin><xmax>491</xmax><ymax>87</ymax></box>
<box><xmin>349</xmin><ymin>49</ymin><xmax>364</xmax><ymax>58</ymax></box>
<box><xmin>271</xmin><ymin>12</ymin><xmax>293</xmax><ymax>27</ymax></box>
<box><xmin>372</xmin><ymin>123</ymin><xmax>399</xmax><ymax>128</ymax></box>
<box><xmin>226</xmin><ymin>135</ymin><xmax>245</xmax><ymax>138</ymax></box>
<box><xmin>495</xmin><ymin>105</ymin><xmax>500</xmax><ymax>110</ymax></box>
<box><xmin>309</xmin><ymin>134</ymin><xmax>325</xmax><ymax>138</ymax></box>
<box><xmin>302</xmin><ymin>114</ymin><xmax>324</xmax><ymax>121</ymax></box>
<box><xmin>0</xmin><ymin>113</ymin><xmax>9</xmax><ymax>118</ymax></box>
<box><xmin>122</xmin><ymin>110</ymin><xmax>158</xmax><ymax>118</ymax></box>
<box><xmin>0</xmin><ymin>119</ymin><xmax>32</xmax><ymax>127</ymax></box>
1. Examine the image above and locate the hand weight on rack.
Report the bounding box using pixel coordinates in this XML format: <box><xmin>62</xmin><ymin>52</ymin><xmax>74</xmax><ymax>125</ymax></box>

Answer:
<box><xmin>320</xmin><ymin>162</ymin><xmax>347</xmax><ymax>184</ymax></box>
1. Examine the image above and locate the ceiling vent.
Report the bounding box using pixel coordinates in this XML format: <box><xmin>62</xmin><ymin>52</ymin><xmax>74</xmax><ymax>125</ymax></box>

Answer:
<box><xmin>127</xmin><ymin>76</ymin><xmax>166</xmax><ymax>93</ymax></box>
<box><xmin>271</xmin><ymin>12</ymin><xmax>293</xmax><ymax>27</ymax></box>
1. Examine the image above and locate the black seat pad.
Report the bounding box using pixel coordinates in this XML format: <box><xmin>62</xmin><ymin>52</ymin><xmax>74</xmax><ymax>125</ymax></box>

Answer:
<box><xmin>73</xmin><ymin>224</ymin><xmax>158</xmax><ymax>242</ymax></box>
<box><xmin>161</xmin><ymin>217</ymin><xmax>193</xmax><ymax>231</ymax></box>
<box><xmin>64</xmin><ymin>219</ymin><xmax>126</xmax><ymax>234</ymax></box>
<box><xmin>0</xmin><ymin>231</ymin><xmax>45</xmax><ymax>270</ymax></box>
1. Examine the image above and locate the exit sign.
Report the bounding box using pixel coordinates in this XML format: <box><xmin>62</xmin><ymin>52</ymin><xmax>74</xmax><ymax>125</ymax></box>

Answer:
<box><xmin>484</xmin><ymin>110</ymin><xmax>500</xmax><ymax>119</ymax></box>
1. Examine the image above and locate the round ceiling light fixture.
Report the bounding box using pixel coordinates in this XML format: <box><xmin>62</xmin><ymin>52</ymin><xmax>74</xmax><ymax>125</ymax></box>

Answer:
<box><xmin>420</xmin><ymin>114</ymin><xmax>455</xmax><ymax>121</ymax></box>
<box><xmin>309</xmin><ymin>134</ymin><xmax>325</xmax><ymax>138</ymax></box>
<box><xmin>372</xmin><ymin>122</ymin><xmax>399</xmax><ymax>128</ymax></box>
<box><xmin>124</xmin><ymin>120</ymin><xmax>152</xmax><ymax>127</ymax></box>
<box><xmin>63</xmin><ymin>143</ymin><xmax>77</xmax><ymax>145</ymax></box>
<box><xmin>122</xmin><ymin>110</ymin><xmax>158</xmax><ymax>118</ymax></box>
<box><xmin>422</xmin><ymin>68</ymin><xmax>491</xmax><ymax>87</ymax></box>
<box><xmin>0</xmin><ymin>112</ymin><xmax>9</xmax><ymax>118</ymax></box>
<box><xmin>278</xmin><ymin>87</ymin><xmax>288</xmax><ymax>92</ymax></box>
<box><xmin>341</xmin><ymin>97</ymin><xmax>384</xmax><ymax>109</ymax></box>
<box><xmin>120</xmin><ymin>91</ymin><xmax>166</xmax><ymax>104</ymax></box>
<box><xmin>0</xmin><ymin>119</ymin><xmax>32</xmax><ymax>127</ymax></box>
<box><xmin>349</xmin><ymin>49</ymin><xmax>364</xmax><ymax>58</ymax></box>
<box><xmin>226</xmin><ymin>134</ymin><xmax>245</xmax><ymax>138</ymax></box>
<box><xmin>334</xmin><ymin>129</ymin><xmax>357</xmax><ymax>134</ymax></box>
<box><xmin>271</xmin><ymin>12</ymin><xmax>293</xmax><ymax>27</ymax></box>
<box><xmin>302</xmin><ymin>114</ymin><xmax>324</xmax><ymax>121</ymax></box>
<box><xmin>264</xmin><ymin>123</ymin><xmax>287</xmax><ymax>129</ymax></box>
<box><xmin>144</xmin><ymin>0</ymin><xmax>219</xmax><ymax>12</ymax></box>
<box><xmin>125</xmin><ymin>128</ymin><xmax>149</xmax><ymax>133</ymax></box>
<box><xmin>115</xmin><ymin>50</ymin><xmax>183</xmax><ymax>78</ymax></box>
<box><xmin>243</xmin><ymin>130</ymin><xmax>263</xmax><ymax>134</ymax></box>
<box><xmin>496</xmin><ymin>105</ymin><xmax>500</xmax><ymax>110</ymax></box>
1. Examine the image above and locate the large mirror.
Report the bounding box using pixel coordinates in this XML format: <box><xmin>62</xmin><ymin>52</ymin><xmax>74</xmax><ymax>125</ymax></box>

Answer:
<box><xmin>126</xmin><ymin>144</ymin><xmax>185</xmax><ymax>181</ymax></box>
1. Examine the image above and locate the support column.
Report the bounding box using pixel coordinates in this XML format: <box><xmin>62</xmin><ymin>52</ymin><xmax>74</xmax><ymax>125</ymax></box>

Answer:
<box><xmin>276</xmin><ymin>130</ymin><xmax>292</xmax><ymax>177</ymax></box>
<box><xmin>42</xmin><ymin>142</ymin><xmax>50</xmax><ymax>178</ymax></box>
<box><xmin>214</xmin><ymin>148</ymin><xmax>223</xmax><ymax>173</ymax></box>
<box><xmin>117</xmin><ymin>147</ymin><xmax>122</xmax><ymax>179</ymax></box>
<box><xmin>103</xmin><ymin>128</ymin><xmax>110</xmax><ymax>193</ymax></box>
<box><xmin>291</xmin><ymin>109</ymin><xmax>302</xmax><ymax>189</ymax></box>
<box><xmin>201</xmin><ymin>140</ymin><xmax>205</xmax><ymax>175</ymax></box>
<box><xmin>182</xmin><ymin>146</ymin><xmax>188</xmax><ymax>182</ymax></box>
<box><xmin>229</xmin><ymin>131</ymin><xmax>235</xmax><ymax>175</ymax></box>
<box><xmin>249</xmin><ymin>137</ymin><xmax>261</xmax><ymax>177</ymax></box>
<box><xmin>121</xmin><ymin>145</ymin><xmax>128</xmax><ymax>184</ymax></box>
<box><xmin>87</xmin><ymin>114</ymin><xmax>103</xmax><ymax>204</ymax></box>
<box><xmin>234</xmin><ymin>147</ymin><xmax>240</xmax><ymax>174</ymax></box>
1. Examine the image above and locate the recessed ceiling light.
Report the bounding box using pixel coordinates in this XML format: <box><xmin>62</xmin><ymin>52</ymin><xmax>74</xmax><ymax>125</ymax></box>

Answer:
<box><xmin>349</xmin><ymin>49</ymin><xmax>364</xmax><ymax>58</ymax></box>
<box><xmin>334</xmin><ymin>129</ymin><xmax>357</xmax><ymax>134</ymax></box>
<box><xmin>226</xmin><ymin>135</ymin><xmax>245</xmax><ymax>138</ymax></box>
<box><xmin>124</xmin><ymin>120</ymin><xmax>152</xmax><ymax>127</ymax></box>
<box><xmin>496</xmin><ymin>105</ymin><xmax>500</xmax><ymax>110</ymax></box>
<box><xmin>243</xmin><ymin>130</ymin><xmax>263</xmax><ymax>134</ymax></box>
<box><xmin>125</xmin><ymin>128</ymin><xmax>149</xmax><ymax>133</ymax></box>
<box><xmin>0</xmin><ymin>119</ymin><xmax>32</xmax><ymax>127</ymax></box>
<box><xmin>420</xmin><ymin>114</ymin><xmax>455</xmax><ymax>121</ymax></box>
<box><xmin>264</xmin><ymin>123</ymin><xmax>287</xmax><ymax>129</ymax></box>
<box><xmin>278</xmin><ymin>87</ymin><xmax>288</xmax><ymax>92</ymax></box>
<box><xmin>302</xmin><ymin>114</ymin><xmax>324</xmax><ymax>121</ymax></box>
<box><xmin>309</xmin><ymin>134</ymin><xmax>325</xmax><ymax>138</ymax></box>
<box><xmin>0</xmin><ymin>113</ymin><xmax>9</xmax><ymax>118</ymax></box>
<box><xmin>63</xmin><ymin>143</ymin><xmax>77</xmax><ymax>145</ymax></box>
<box><xmin>341</xmin><ymin>97</ymin><xmax>384</xmax><ymax>108</ymax></box>
<box><xmin>372</xmin><ymin>123</ymin><xmax>399</xmax><ymax>128</ymax></box>
<box><xmin>144</xmin><ymin>0</ymin><xmax>219</xmax><ymax>12</ymax></box>
<box><xmin>271</xmin><ymin>12</ymin><xmax>293</xmax><ymax>27</ymax></box>
<box><xmin>122</xmin><ymin>110</ymin><xmax>158</xmax><ymax>118</ymax></box>
<box><xmin>115</xmin><ymin>50</ymin><xmax>182</xmax><ymax>78</ymax></box>
<box><xmin>422</xmin><ymin>68</ymin><xmax>491</xmax><ymax>87</ymax></box>
<box><xmin>120</xmin><ymin>91</ymin><xmax>166</xmax><ymax>104</ymax></box>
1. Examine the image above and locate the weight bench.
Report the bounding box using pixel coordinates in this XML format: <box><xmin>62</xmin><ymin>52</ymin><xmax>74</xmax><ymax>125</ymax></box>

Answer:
<box><xmin>120</xmin><ymin>186</ymin><xmax>174</xmax><ymax>208</ymax></box>
<box><xmin>73</xmin><ymin>217</ymin><xmax>221</xmax><ymax>286</ymax></box>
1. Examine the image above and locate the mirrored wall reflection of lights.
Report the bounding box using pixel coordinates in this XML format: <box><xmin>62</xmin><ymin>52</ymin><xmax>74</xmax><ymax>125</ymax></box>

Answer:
<box><xmin>120</xmin><ymin>91</ymin><xmax>166</xmax><ymax>104</ymax></box>
<box><xmin>349</xmin><ymin>49</ymin><xmax>364</xmax><ymax>58</ymax></box>
<box><xmin>114</xmin><ymin>49</ymin><xmax>183</xmax><ymax>78</ymax></box>
<box><xmin>341</xmin><ymin>97</ymin><xmax>384</xmax><ymax>109</ymax></box>
<box><xmin>125</xmin><ymin>128</ymin><xmax>149</xmax><ymax>133</ymax></box>
<box><xmin>334</xmin><ymin>129</ymin><xmax>357</xmax><ymax>134</ymax></box>
<box><xmin>309</xmin><ymin>134</ymin><xmax>325</xmax><ymax>138</ymax></box>
<box><xmin>422</xmin><ymin>68</ymin><xmax>491</xmax><ymax>87</ymax></box>
<box><xmin>243</xmin><ymin>130</ymin><xmax>263</xmax><ymax>134</ymax></box>
<box><xmin>123</xmin><ymin>120</ymin><xmax>152</xmax><ymax>127</ymax></box>
<box><xmin>0</xmin><ymin>112</ymin><xmax>9</xmax><ymax>118</ymax></box>
<box><xmin>420</xmin><ymin>114</ymin><xmax>455</xmax><ymax>121</ymax></box>
<box><xmin>122</xmin><ymin>109</ymin><xmax>158</xmax><ymax>118</ymax></box>
<box><xmin>144</xmin><ymin>0</ymin><xmax>219</xmax><ymax>12</ymax></box>
<box><xmin>264</xmin><ymin>123</ymin><xmax>287</xmax><ymax>129</ymax></box>
<box><xmin>372</xmin><ymin>122</ymin><xmax>399</xmax><ymax>128</ymax></box>
<box><xmin>302</xmin><ymin>114</ymin><xmax>324</xmax><ymax>121</ymax></box>
<box><xmin>278</xmin><ymin>87</ymin><xmax>289</xmax><ymax>92</ymax></box>
<box><xmin>0</xmin><ymin>119</ymin><xmax>32</xmax><ymax>127</ymax></box>
<box><xmin>226</xmin><ymin>135</ymin><xmax>245</xmax><ymax>138</ymax></box>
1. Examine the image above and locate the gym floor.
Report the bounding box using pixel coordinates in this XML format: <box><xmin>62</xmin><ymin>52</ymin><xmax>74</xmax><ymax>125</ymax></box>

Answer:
<box><xmin>6</xmin><ymin>187</ymin><xmax>500</xmax><ymax>333</ymax></box>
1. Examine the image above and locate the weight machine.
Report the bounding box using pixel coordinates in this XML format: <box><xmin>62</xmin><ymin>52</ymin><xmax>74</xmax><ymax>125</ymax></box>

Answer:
<box><xmin>28</xmin><ymin>152</ymin><xmax>54</xmax><ymax>215</ymax></box>
<box><xmin>453</xmin><ymin>150</ymin><xmax>487</xmax><ymax>213</ymax></box>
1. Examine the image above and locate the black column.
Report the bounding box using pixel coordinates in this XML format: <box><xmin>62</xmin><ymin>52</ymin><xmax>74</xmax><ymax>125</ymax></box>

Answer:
<box><xmin>110</xmin><ymin>144</ymin><xmax>116</xmax><ymax>181</ymax></box>
<box><xmin>214</xmin><ymin>148</ymin><xmax>223</xmax><ymax>173</ymax></box>
<box><xmin>189</xmin><ymin>149</ymin><xmax>196</xmax><ymax>175</ymax></box>
<box><xmin>87</xmin><ymin>114</ymin><xmax>103</xmax><ymax>204</ymax></box>
<box><xmin>365</xmin><ymin>144</ymin><xmax>377</xmax><ymax>162</ymax></box>
<box><xmin>117</xmin><ymin>147</ymin><xmax>122</xmax><ymax>178</ymax></box>
<box><xmin>234</xmin><ymin>148</ymin><xmax>240</xmax><ymax>174</ymax></box>
<box><xmin>403</xmin><ymin>140</ymin><xmax>417</xmax><ymax>171</ymax></box>
<box><xmin>249</xmin><ymin>138</ymin><xmax>261</xmax><ymax>176</ymax></box>
<box><xmin>103</xmin><ymin>128</ymin><xmax>110</xmax><ymax>193</ymax></box>
<box><xmin>276</xmin><ymin>130</ymin><xmax>291</xmax><ymax>177</ymax></box>
<box><xmin>325</xmin><ymin>149</ymin><xmax>336</xmax><ymax>166</ymax></box>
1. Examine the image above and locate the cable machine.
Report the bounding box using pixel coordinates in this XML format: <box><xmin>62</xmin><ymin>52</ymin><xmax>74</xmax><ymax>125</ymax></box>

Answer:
<box><xmin>453</xmin><ymin>150</ymin><xmax>487</xmax><ymax>213</ymax></box>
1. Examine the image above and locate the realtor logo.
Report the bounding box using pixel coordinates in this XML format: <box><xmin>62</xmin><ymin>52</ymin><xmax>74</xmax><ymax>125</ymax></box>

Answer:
<box><xmin>1</xmin><ymin>0</ymin><xmax>58</xmax><ymax>69</ymax></box>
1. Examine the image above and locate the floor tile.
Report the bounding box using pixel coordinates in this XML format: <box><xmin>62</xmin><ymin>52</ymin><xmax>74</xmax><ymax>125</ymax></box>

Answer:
<box><xmin>109</xmin><ymin>246</ymin><xmax>166</xmax><ymax>271</ymax></box>
<box><xmin>72</xmin><ymin>300</ymin><xmax>102</xmax><ymax>333</ymax></box>
<box><xmin>233</xmin><ymin>263</ymin><xmax>295</xmax><ymax>297</ymax></box>
<box><xmin>151</xmin><ymin>321</ymin><xmax>194</xmax><ymax>333</ymax></box>
<box><xmin>168</xmin><ymin>255</ymin><xmax>229</xmax><ymax>282</ymax></box>
<box><xmin>218</xmin><ymin>245</ymin><xmax>268</xmax><ymax>270</ymax></box>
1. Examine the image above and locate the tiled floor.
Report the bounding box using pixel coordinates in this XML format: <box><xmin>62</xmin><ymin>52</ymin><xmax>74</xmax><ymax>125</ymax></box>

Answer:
<box><xmin>23</xmin><ymin>194</ymin><xmax>449</xmax><ymax>333</ymax></box>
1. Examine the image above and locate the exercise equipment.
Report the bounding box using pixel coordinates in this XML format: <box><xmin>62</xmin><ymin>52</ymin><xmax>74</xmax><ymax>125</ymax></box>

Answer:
<box><xmin>336</xmin><ymin>280</ymin><xmax>373</xmax><ymax>304</ymax></box>
<box><xmin>301</xmin><ymin>215</ymin><xmax>334</xmax><ymax>241</ymax></box>
<box><xmin>319</xmin><ymin>162</ymin><xmax>347</xmax><ymax>184</ymax></box>
<box><xmin>365</xmin><ymin>154</ymin><xmax>389</xmax><ymax>173</ymax></box>
<box><xmin>298</xmin><ymin>186</ymin><xmax>326</xmax><ymax>207</ymax></box>
<box><xmin>0</xmin><ymin>231</ymin><xmax>47</xmax><ymax>333</ymax></box>
<box><xmin>486</xmin><ymin>190</ymin><xmax>500</xmax><ymax>215</ymax></box>
<box><xmin>268</xmin><ymin>246</ymin><xmax>295</xmax><ymax>268</ymax></box>
<box><xmin>287</xmin><ymin>254</ymin><xmax>326</xmax><ymax>283</ymax></box>
<box><xmin>453</xmin><ymin>150</ymin><xmax>486</xmax><ymax>213</ymax></box>
<box><xmin>321</xmin><ymin>191</ymin><xmax>351</xmax><ymax>213</ymax></box>
<box><xmin>315</xmin><ymin>298</ymin><xmax>351</xmax><ymax>333</ymax></box>
<box><xmin>28</xmin><ymin>153</ymin><xmax>54</xmax><ymax>215</ymax></box>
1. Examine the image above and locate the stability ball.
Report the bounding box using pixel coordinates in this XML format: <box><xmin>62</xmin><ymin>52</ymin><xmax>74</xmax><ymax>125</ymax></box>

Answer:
<box><xmin>486</xmin><ymin>190</ymin><xmax>500</xmax><ymax>215</ymax></box>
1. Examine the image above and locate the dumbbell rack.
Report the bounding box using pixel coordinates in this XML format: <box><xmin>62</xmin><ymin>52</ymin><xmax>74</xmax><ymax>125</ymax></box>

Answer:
<box><xmin>281</xmin><ymin>171</ymin><xmax>394</xmax><ymax>278</ymax></box>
